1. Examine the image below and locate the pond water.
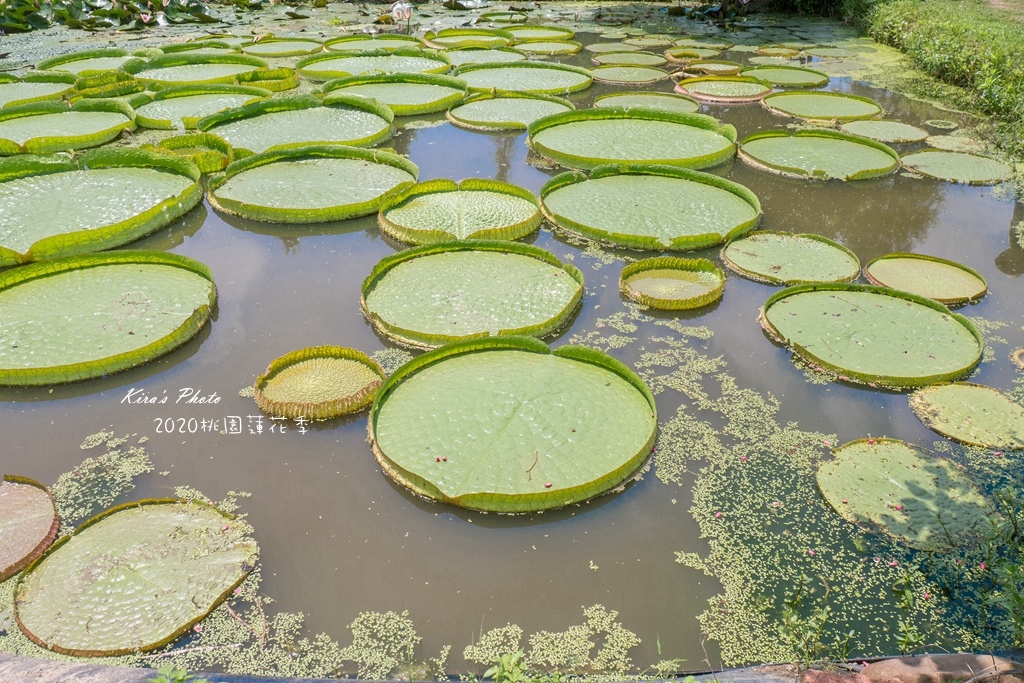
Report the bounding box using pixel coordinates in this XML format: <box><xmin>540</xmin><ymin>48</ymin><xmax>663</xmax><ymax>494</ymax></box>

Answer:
<box><xmin>2</xmin><ymin>11</ymin><xmax>1024</xmax><ymax>676</ymax></box>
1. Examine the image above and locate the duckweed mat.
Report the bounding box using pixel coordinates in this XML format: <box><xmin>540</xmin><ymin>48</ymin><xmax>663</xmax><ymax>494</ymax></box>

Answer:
<box><xmin>864</xmin><ymin>253</ymin><xmax>987</xmax><ymax>305</ymax></box>
<box><xmin>255</xmin><ymin>346</ymin><xmax>384</xmax><ymax>420</ymax></box>
<box><xmin>721</xmin><ymin>232</ymin><xmax>860</xmax><ymax>285</ymax></box>
<box><xmin>0</xmin><ymin>476</ymin><xmax>58</xmax><ymax>582</ymax></box>
<box><xmin>909</xmin><ymin>383</ymin><xmax>1024</xmax><ymax>449</ymax></box>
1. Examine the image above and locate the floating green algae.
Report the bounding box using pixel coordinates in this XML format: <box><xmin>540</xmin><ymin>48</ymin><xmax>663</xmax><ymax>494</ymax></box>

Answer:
<box><xmin>739</xmin><ymin>130</ymin><xmax>898</xmax><ymax>180</ymax></box>
<box><xmin>254</xmin><ymin>346</ymin><xmax>384</xmax><ymax>419</ymax></box>
<box><xmin>864</xmin><ymin>253</ymin><xmax>988</xmax><ymax>305</ymax></box>
<box><xmin>900</xmin><ymin>150</ymin><xmax>1013</xmax><ymax>185</ymax></box>
<box><xmin>721</xmin><ymin>232</ymin><xmax>860</xmax><ymax>285</ymax></box>
<box><xmin>909</xmin><ymin>383</ymin><xmax>1024</xmax><ymax>449</ymax></box>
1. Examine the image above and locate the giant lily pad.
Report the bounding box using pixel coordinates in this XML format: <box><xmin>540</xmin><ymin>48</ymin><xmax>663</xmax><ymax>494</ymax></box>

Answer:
<box><xmin>664</xmin><ymin>47</ymin><xmax>722</xmax><ymax>62</ymax></box>
<box><xmin>593</xmin><ymin>91</ymin><xmax>699</xmax><ymax>114</ymax></box>
<box><xmin>152</xmin><ymin>133</ymin><xmax>234</xmax><ymax>174</ymax></box>
<box><xmin>295</xmin><ymin>48</ymin><xmax>451</xmax><ymax>82</ymax></box>
<box><xmin>0</xmin><ymin>100</ymin><xmax>135</xmax><ymax>155</ymax></box>
<box><xmin>208</xmin><ymin>145</ymin><xmax>417</xmax><ymax>224</ymax></box>
<box><xmin>900</xmin><ymin>150</ymin><xmax>1013</xmax><ymax>185</ymax></box>
<box><xmin>739</xmin><ymin>130</ymin><xmax>898</xmax><ymax>181</ymax></box>
<box><xmin>0</xmin><ymin>251</ymin><xmax>216</xmax><ymax>386</ymax></box>
<box><xmin>840</xmin><ymin>120</ymin><xmax>928</xmax><ymax>143</ymax></box>
<box><xmin>35</xmin><ymin>49</ymin><xmax>132</xmax><ymax>75</ymax></box>
<box><xmin>444</xmin><ymin>47</ymin><xmax>527</xmax><ymax>66</ymax></box>
<box><xmin>909</xmin><ymin>383</ymin><xmax>1024</xmax><ymax>449</ymax></box>
<box><xmin>361</xmin><ymin>241</ymin><xmax>583</xmax><ymax>348</ymax></box>
<box><xmin>863</xmin><ymin>253</ymin><xmax>987</xmax><ymax>305</ymax></box>
<box><xmin>321</xmin><ymin>73</ymin><xmax>467</xmax><ymax>116</ymax></box>
<box><xmin>0</xmin><ymin>476</ymin><xmax>59</xmax><ymax>582</ymax></box>
<box><xmin>540</xmin><ymin>164</ymin><xmax>760</xmax><ymax>251</ymax></box>
<box><xmin>424</xmin><ymin>28</ymin><xmax>514</xmax><ymax>49</ymax></box>
<box><xmin>674</xmin><ymin>37</ymin><xmax>732</xmax><ymax>50</ymax></box>
<box><xmin>528</xmin><ymin>108</ymin><xmax>736</xmax><ymax>171</ymax></box>
<box><xmin>241</xmin><ymin>38</ymin><xmax>323</xmax><ymax>57</ymax></box>
<box><xmin>447</xmin><ymin>92</ymin><xmax>574</xmax><ymax>131</ymax></box>
<box><xmin>506</xmin><ymin>25</ymin><xmax>575</xmax><ymax>41</ymax></box>
<box><xmin>590</xmin><ymin>65</ymin><xmax>668</xmax><ymax>85</ymax></box>
<box><xmin>739</xmin><ymin>65</ymin><xmax>828</xmax><ymax>87</ymax></box>
<box><xmin>378</xmin><ymin>178</ymin><xmax>540</xmax><ymax>244</ymax></box>
<box><xmin>759</xmin><ymin>283</ymin><xmax>983</xmax><ymax>388</ymax></box>
<box><xmin>817</xmin><ymin>438</ymin><xmax>992</xmax><ymax>551</ymax></box>
<box><xmin>369</xmin><ymin>336</ymin><xmax>657</xmax><ymax>513</ymax></box>
<box><xmin>197</xmin><ymin>94</ymin><xmax>394</xmax><ymax>156</ymax></box>
<box><xmin>682</xmin><ymin>60</ymin><xmax>744</xmax><ymax>76</ymax></box>
<box><xmin>455</xmin><ymin>62</ymin><xmax>593</xmax><ymax>95</ymax></box>
<box><xmin>619</xmin><ymin>257</ymin><xmax>724</xmax><ymax>310</ymax></box>
<box><xmin>675</xmin><ymin>76</ymin><xmax>772</xmax><ymax>103</ymax></box>
<box><xmin>0</xmin><ymin>149</ymin><xmax>201</xmax><ymax>266</ymax></box>
<box><xmin>0</xmin><ymin>74</ymin><xmax>76</xmax><ymax>109</ymax></box>
<box><xmin>324</xmin><ymin>35</ymin><xmax>425</xmax><ymax>52</ymax></box>
<box><xmin>131</xmin><ymin>84</ymin><xmax>271</xmax><ymax>130</ymax></box>
<box><xmin>762</xmin><ymin>91</ymin><xmax>882</xmax><ymax>121</ymax></box>
<box><xmin>255</xmin><ymin>346</ymin><xmax>384</xmax><ymax>419</ymax></box>
<box><xmin>516</xmin><ymin>41</ymin><xmax>583</xmax><ymax>56</ymax></box>
<box><xmin>721</xmin><ymin>232</ymin><xmax>860</xmax><ymax>285</ymax></box>
<box><xmin>592</xmin><ymin>51</ymin><xmax>668</xmax><ymax>67</ymax></box>
<box><xmin>14</xmin><ymin>499</ymin><xmax>257</xmax><ymax>656</ymax></box>
<box><xmin>122</xmin><ymin>54</ymin><xmax>268</xmax><ymax>87</ymax></box>
<box><xmin>585</xmin><ymin>42</ymin><xmax>644</xmax><ymax>54</ymax></box>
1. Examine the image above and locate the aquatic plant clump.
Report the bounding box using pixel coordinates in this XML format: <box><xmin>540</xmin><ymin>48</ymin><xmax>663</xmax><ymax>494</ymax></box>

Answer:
<box><xmin>528</xmin><ymin>108</ymin><xmax>737</xmax><ymax>171</ymax></box>
<box><xmin>14</xmin><ymin>499</ymin><xmax>258</xmax><ymax>656</ymax></box>
<box><xmin>762</xmin><ymin>91</ymin><xmax>882</xmax><ymax>121</ymax></box>
<box><xmin>361</xmin><ymin>241</ymin><xmax>584</xmax><ymax>348</ymax></box>
<box><xmin>369</xmin><ymin>336</ymin><xmax>657</xmax><ymax>513</ymax></box>
<box><xmin>0</xmin><ymin>476</ymin><xmax>59</xmax><ymax>582</ymax></box>
<box><xmin>0</xmin><ymin>100</ymin><xmax>135</xmax><ymax>155</ymax></box>
<box><xmin>909</xmin><ymin>383</ymin><xmax>1024</xmax><ymax>449</ymax></box>
<box><xmin>378</xmin><ymin>178</ymin><xmax>541</xmax><ymax>244</ymax></box>
<box><xmin>816</xmin><ymin>438</ymin><xmax>992</xmax><ymax>551</ymax></box>
<box><xmin>255</xmin><ymin>346</ymin><xmax>385</xmax><ymax>419</ymax></box>
<box><xmin>295</xmin><ymin>48</ymin><xmax>451</xmax><ymax>82</ymax></box>
<box><xmin>208</xmin><ymin>145</ymin><xmax>417</xmax><ymax>224</ymax></box>
<box><xmin>674</xmin><ymin>76</ymin><xmax>772</xmax><ymax>104</ymax></box>
<box><xmin>446</xmin><ymin>92</ymin><xmax>573</xmax><ymax>131</ymax></box>
<box><xmin>900</xmin><ymin>150</ymin><xmax>1014</xmax><ymax>185</ymax></box>
<box><xmin>455</xmin><ymin>62</ymin><xmax>593</xmax><ymax>96</ymax></box>
<box><xmin>760</xmin><ymin>283</ymin><xmax>983</xmax><ymax>388</ymax></box>
<box><xmin>722</xmin><ymin>232</ymin><xmax>860</xmax><ymax>285</ymax></box>
<box><xmin>130</xmin><ymin>84</ymin><xmax>271</xmax><ymax>130</ymax></box>
<box><xmin>839</xmin><ymin>119</ymin><xmax>929</xmax><ymax>143</ymax></box>
<box><xmin>864</xmin><ymin>253</ymin><xmax>988</xmax><ymax>305</ymax></box>
<box><xmin>540</xmin><ymin>164</ymin><xmax>760</xmax><ymax>251</ymax></box>
<box><xmin>738</xmin><ymin>130</ymin><xmax>898</xmax><ymax>181</ymax></box>
<box><xmin>0</xmin><ymin>251</ymin><xmax>216</xmax><ymax>386</ymax></box>
<box><xmin>320</xmin><ymin>73</ymin><xmax>467</xmax><ymax>117</ymax></box>
<box><xmin>619</xmin><ymin>257</ymin><xmax>724</xmax><ymax>310</ymax></box>
<box><xmin>0</xmin><ymin>148</ymin><xmax>202</xmax><ymax>265</ymax></box>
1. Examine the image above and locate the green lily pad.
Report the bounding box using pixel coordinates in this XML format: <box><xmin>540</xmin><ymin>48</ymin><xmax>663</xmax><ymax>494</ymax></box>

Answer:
<box><xmin>321</xmin><ymin>73</ymin><xmax>466</xmax><ymax>116</ymax></box>
<box><xmin>378</xmin><ymin>178</ymin><xmax>540</xmax><ymax>244</ymax></box>
<box><xmin>515</xmin><ymin>40</ymin><xmax>582</xmax><ymax>56</ymax></box>
<box><xmin>540</xmin><ymin>163</ymin><xmax>760</xmax><ymax>251</ymax></box>
<box><xmin>739</xmin><ymin>65</ymin><xmax>829</xmax><ymax>87</ymax></box>
<box><xmin>817</xmin><ymin>438</ymin><xmax>992</xmax><ymax>551</ymax></box>
<box><xmin>35</xmin><ymin>49</ymin><xmax>131</xmax><ymax>75</ymax></box>
<box><xmin>739</xmin><ymin>130</ymin><xmax>898</xmax><ymax>181</ymax></box>
<box><xmin>674</xmin><ymin>37</ymin><xmax>733</xmax><ymax>50</ymax></box>
<box><xmin>424</xmin><ymin>28</ymin><xmax>514</xmax><ymax>49</ymax></box>
<box><xmin>324</xmin><ymin>35</ymin><xmax>425</xmax><ymax>52</ymax></box>
<box><xmin>528</xmin><ymin>108</ymin><xmax>737</xmax><ymax>171</ymax></box>
<box><xmin>0</xmin><ymin>100</ymin><xmax>135</xmax><ymax>155</ymax></box>
<box><xmin>763</xmin><ymin>91</ymin><xmax>882</xmax><ymax>121</ymax></box>
<box><xmin>925</xmin><ymin>119</ymin><xmax>958</xmax><ymax>131</ymax></box>
<box><xmin>675</xmin><ymin>76</ymin><xmax>772</xmax><ymax>103</ymax></box>
<box><xmin>68</xmin><ymin>71</ymin><xmax>144</xmax><ymax>101</ymax></box>
<box><xmin>0</xmin><ymin>149</ymin><xmax>201</xmax><ymax>266</ymax></box>
<box><xmin>909</xmin><ymin>383</ymin><xmax>1024</xmax><ymax>449</ymax></box>
<box><xmin>456</xmin><ymin>62</ymin><xmax>593</xmax><ymax>95</ymax></box>
<box><xmin>593</xmin><ymin>91</ymin><xmax>698</xmax><ymax>114</ymax></box>
<box><xmin>131</xmin><ymin>84</ymin><xmax>270</xmax><ymax>130</ymax></box>
<box><xmin>15</xmin><ymin>499</ymin><xmax>258</xmax><ymax>656</ymax></box>
<box><xmin>683</xmin><ymin>60</ymin><xmax>744</xmax><ymax>76</ymax></box>
<box><xmin>161</xmin><ymin>41</ymin><xmax>240</xmax><ymax>56</ymax></box>
<box><xmin>241</xmin><ymin>38</ymin><xmax>323</xmax><ymax>57</ymax></box>
<box><xmin>152</xmin><ymin>133</ymin><xmax>234</xmax><ymax>174</ymax></box>
<box><xmin>757</xmin><ymin>45</ymin><xmax>799</xmax><ymax>57</ymax></box>
<box><xmin>665</xmin><ymin>47</ymin><xmax>722</xmax><ymax>62</ymax></box>
<box><xmin>445</xmin><ymin>47</ymin><xmax>527</xmax><ymax>66</ymax></box>
<box><xmin>0</xmin><ymin>476</ymin><xmax>59</xmax><ymax>583</ymax></box>
<box><xmin>197</xmin><ymin>94</ymin><xmax>394</xmax><ymax>156</ymax></box>
<box><xmin>746</xmin><ymin>55</ymin><xmax>796</xmax><ymax>66</ymax></box>
<box><xmin>506</xmin><ymin>25</ymin><xmax>575</xmax><ymax>41</ymax></box>
<box><xmin>255</xmin><ymin>346</ymin><xmax>384</xmax><ymax>419</ymax></box>
<box><xmin>759</xmin><ymin>283</ymin><xmax>982</xmax><ymax>388</ymax></box>
<box><xmin>591</xmin><ymin>51</ymin><xmax>668</xmax><ymax>67</ymax></box>
<box><xmin>479</xmin><ymin>11</ymin><xmax>527</xmax><ymax>22</ymax></box>
<box><xmin>623</xmin><ymin>36</ymin><xmax>673</xmax><ymax>48</ymax></box>
<box><xmin>0</xmin><ymin>251</ymin><xmax>216</xmax><ymax>386</ymax></box>
<box><xmin>0</xmin><ymin>80</ymin><xmax>74</xmax><ymax>109</ymax></box>
<box><xmin>233</xmin><ymin>67</ymin><xmax>299</xmax><ymax>93</ymax></box>
<box><xmin>864</xmin><ymin>253</ymin><xmax>987</xmax><ymax>305</ymax></box>
<box><xmin>123</xmin><ymin>54</ymin><xmax>268</xmax><ymax>87</ymax></box>
<box><xmin>361</xmin><ymin>241</ymin><xmax>583</xmax><ymax>348</ymax></box>
<box><xmin>619</xmin><ymin>257</ymin><xmax>724</xmax><ymax>310</ymax></box>
<box><xmin>208</xmin><ymin>145</ymin><xmax>417</xmax><ymax>224</ymax></box>
<box><xmin>839</xmin><ymin>120</ymin><xmax>929</xmax><ymax>143</ymax></box>
<box><xmin>926</xmin><ymin>135</ymin><xmax>987</xmax><ymax>154</ymax></box>
<box><xmin>446</xmin><ymin>92</ymin><xmax>573</xmax><ymax>131</ymax></box>
<box><xmin>584</xmin><ymin>42</ymin><xmax>644</xmax><ymax>54</ymax></box>
<box><xmin>900</xmin><ymin>150</ymin><xmax>1013</xmax><ymax>185</ymax></box>
<box><xmin>590</xmin><ymin>65</ymin><xmax>668</xmax><ymax>85</ymax></box>
<box><xmin>296</xmin><ymin>48</ymin><xmax>451</xmax><ymax>82</ymax></box>
<box><xmin>722</xmin><ymin>232</ymin><xmax>860</xmax><ymax>285</ymax></box>
<box><xmin>369</xmin><ymin>336</ymin><xmax>657</xmax><ymax>513</ymax></box>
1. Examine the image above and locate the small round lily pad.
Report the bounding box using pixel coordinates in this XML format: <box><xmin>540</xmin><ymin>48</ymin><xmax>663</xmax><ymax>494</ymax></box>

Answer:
<box><xmin>241</xmin><ymin>38</ymin><xmax>323</xmax><ymax>57</ymax></box>
<box><xmin>255</xmin><ymin>346</ymin><xmax>384</xmax><ymax>419</ymax></box>
<box><xmin>0</xmin><ymin>100</ymin><xmax>135</xmax><ymax>156</ymax></box>
<box><xmin>0</xmin><ymin>476</ymin><xmax>59</xmax><ymax>582</ymax></box>
<box><xmin>592</xmin><ymin>51</ymin><xmax>668</xmax><ymax>67</ymax></box>
<box><xmin>321</xmin><ymin>73</ymin><xmax>467</xmax><ymax>116</ymax></box>
<box><xmin>425</xmin><ymin>28</ymin><xmax>514</xmax><ymax>49</ymax></box>
<box><xmin>675</xmin><ymin>76</ymin><xmax>772</xmax><ymax>104</ymax></box>
<box><xmin>447</xmin><ymin>92</ymin><xmax>573</xmax><ymax>131</ymax></box>
<box><xmin>817</xmin><ymin>438</ymin><xmax>992</xmax><ymax>551</ymax></box>
<box><xmin>839</xmin><ymin>120</ymin><xmax>929</xmax><ymax>143</ymax></box>
<box><xmin>516</xmin><ymin>41</ymin><xmax>582</xmax><ymax>56</ymax></box>
<box><xmin>585</xmin><ymin>42</ymin><xmax>644</xmax><ymax>54</ymax></box>
<box><xmin>445</xmin><ymin>47</ymin><xmax>527</xmax><ymax>66</ymax></box>
<box><xmin>739</xmin><ymin>130</ymin><xmax>898</xmax><ymax>181</ymax></box>
<box><xmin>909</xmin><ymin>383</ymin><xmax>1024</xmax><ymax>449</ymax></box>
<box><xmin>296</xmin><ymin>48</ymin><xmax>451</xmax><ymax>82</ymax></box>
<box><xmin>805</xmin><ymin>46</ymin><xmax>856</xmax><ymax>58</ymax></box>
<box><xmin>591</xmin><ymin>65</ymin><xmax>669</xmax><ymax>85</ymax></box>
<box><xmin>456</xmin><ymin>62</ymin><xmax>593</xmax><ymax>95</ymax></box>
<box><xmin>722</xmin><ymin>232</ymin><xmax>860</xmax><ymax>285</ymax></box>
<box><xmin>739</xmin><ymin>65</ymin><xmax>829</xmax><ymax>87</ymax></box>
<box><xmin>900</xmin><ymin>150</ymin><xmax>1013</xmax><ymax>185</ymax></box>
<box><xmin>620</xmin><ymin>257</ymin><xmax>724</xmax><ymax>310</ymax></box>
<box><xmin>593</xmin><ymin>91</ymin><xmax>699</xmax><ymax>114</ymax></box>
<box><xmin>762</xmin><ymin>91</ymin><xmax>882</xmax><ymax>121</ymax></box>
<box><xmin>864</xmin><ymin>253</ymin><xmax>987</xmax><ymax>305</ymax></box>
<box><xmin>324</xmin><ymin>35</ymin><xmax>425</xmax><ymax>52</ymax></box>
<box><xmin>506</xmin><ymin>25</ymin><xmax>575</xmax><ymax>42</ymax></box>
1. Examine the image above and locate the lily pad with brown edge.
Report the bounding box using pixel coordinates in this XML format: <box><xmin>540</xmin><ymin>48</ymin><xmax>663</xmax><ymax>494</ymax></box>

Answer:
<box><xmin>0</xmin><ymin>476</ymin><xmax>59</xmax><ymax>582</ymax></box>
<box><xmin>361</xmin><ymin>240</ymin><xmax>583</xmax><ymax>348</ymax></box>
<box><xmin>446</xmin><ymin>92</ymin><xmax>574</xmax><ymax>131</ymax></box>
<box><xmin>863</xmin><ymin>253</ymin><xmax>987</xmax><ymax>305</ymax></box>
<box><xmin>324</xmin><ymin>34</ymin><xmax>425</xmax><ymax>52</ymax></box>
<box><xmin>35</xmin><ymin>48</ymin><xmax>133</xmax><ymax>75</ymax></box>
<box><xmin>516</xmin><ymin>41</ymin><xmax>583</xmax><ymax>56</ymax></box>
<box><xmin>151</xmin><ymin>133</ymin><xmax>234</xmax><ymax>174</ymax></box>
<box><xmin>196</xmin><ymin>93</ymin><xmax>394</xmax><ymax>157</ymax></box>
<box><xmin>295</xmin><ymin>48</ymin><xmax>451</xmax><ymax>82</ymax></box>
<box><xmin>739</xmin><ymin>65</ymin><xmax>829</xmax><ymax>87</ymax></box>
<box><xmin>368</xmin><ymin>336</ymin><xmax>657</xmax><ymax>513</ymax></box>
<box><xmin>664</xmin><ymin>47</ymin><xmax>722</xmax><ymax>63</ymax></box>
<box><xmin>759</xmin><ymin>283</ymin><xmax>983</xmax><ymax>389</ymax></box>
<box><xmin>593</xmin><ymin>91</ymin><xmax>698</xmax><ymax>114</ymax></box>
<box><xmin>900</xmin><ymin>150</ymin><xmax>1013</xmax><ymax>185</ymax></box>
<box><xmin>0</xmin><ymin>74</ymin><xmax>76</xmax><ymax>109</ymax></box>
<box><xmin>619</xmin><ymin>257</ymin><xmax>724</xmax><ymax>310</ymax></box>
<box><xmin>0</xmin><ymin>100</ymin><xmax>135</xmax><ymax>156</ymax></box>
<box><xmin>444</xmin><ymin>47</ymin><xmax>527</xmax><ymax>67</ymax></box>
<box><xmin>721</xmin><ymin>232</ymin><xmax>860</xmax><ymax>285</ymax></box>
<box><xmin>738</xmin><ymin>130</ymin><xmax>898</xmax><ymax>181</ymax></box>
<box><xmin>675</xmin><ymin>76</ymin><xmax>772</xmax><ymax>104</ymax></box>
<box><xmin>681</xmin><ymin>59</ymin><xmax>744</xmax><ymax>76</ymax></box>
<box><xmin>254</xmin><ymin>346</ymin><xmax>384</xmax><ymax>419</ymax></box>
<box><xmin>817</xmin><ymin>438</ymin><xmax>992</xmax><ymax>551</ymax></box>
<box><xmin>207</xmin><ymin>145</ymin><xmax>417</xmax><ymax>224</ymax></box>
<box><xmin>241</xmin><ymin>38</ymin><xmax>323</xmax><ymax>58</ymax></box>
<box><xmin>121</xmin><ymin>54</ymin><xmax>268</xmax><ymax>87</ymax></box>
<box><xmin>909</xmin><ymin>383</ymin><xmax>1024</xmax><ymax>450</ymax></box>
<box><xmin>839</xmin><ymin>120</ymin><xmax>929</xmax><ymax>143</ymax></box>
<box><xmin>320</xmin><ymin>73</ymin><xmax>467</xmax><ymax>117</ymax></box>
<box><xmin>0</xmin><ymin>251</ymin><xmax>215</xmax><ymax>386</ymax></box>
<box><xmin>424</xmin><ymin>28</ymin><xmax>514</xmax><ymax>50</ymax></box>
<box><xmin>506</xmin><ymin>25</ymin><xmax>575</xmax><ymax>42</ymax></box>
<box><xmin>129</xmin><ymin>84</ymin><xmax>271</xmax><ymax>130</ymax></box>
<box><xmin>378</xmin><ymin>178</ymin><xmax>540</xmax><ymax>244</ymax></box>
<box><xmin>233</xmin><ymin>67</ymin><xmax>299</xmax><ymax>92</ymax></box>
<box><xmin>528</xmin><ymin>108</ymin><xmax>736</xmax><ymax>171</ymax></box>
<box><xmin>0</xmin><ymin>148</ymin><xmax>201</xmax><ymax>266</ymax></box>
<box><xmin>591</xmin><ymin>51</ymin><xmax>668</xmax><ymax>67</ymax></box>
<box><xmin>540</xmin><ymin>163</ymin><xmax>760</xmax><ymax>251</ymax></box>
<box><xmin>14</xmin><ymin>499</ymin><xmax>257</xmax><ymax>656</ymax></box>
<box><xmin>455</xmin><ymin>62</ymin><xmax>592</xmax><ymax>95</ymax></box>
<box><xmin>590</xmin><ymin>65</ymin><xmax>669</xmax><ymax>85</ymax></box>
<box><xmin>762</xmin><ymin>91</ymin><xmax>882</xmax><ymax>121</ymax></box>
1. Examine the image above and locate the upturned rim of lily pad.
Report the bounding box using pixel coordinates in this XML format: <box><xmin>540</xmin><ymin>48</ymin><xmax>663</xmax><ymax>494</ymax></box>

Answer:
<box><xmin>295</xmin><ymin>47</ymin><xmax>452</xmax><ymax>82</ymax></box>
<box><xmin>128</xmin><ymin>84</ymin><xmax>272</xmax><ymax>130</ymax></box>
<box><xmin>681</xmin><ymin>59</ymin><xmax>744</xmax><ymax>76</ymax></box>
<box><xmin>67</xmin><ymin>71</ymin><xmax>144</xmax><ymax>102</ymax></box>
<box><xmin>762</xmin><ymin>90</ymin><xmax>883</xmax><ymax>121</ymax></box>
<box><xmin>254</xmin><ymin>346</ymin><xmax>385</xmax><ymax>419</ymax></box>
<box><xmin>863</xmin><ymin>252</ymin><xmax>988</xmax><ymax>305</ymax></box>
<box><xmin>0</xmin><ymin>73</ymin><xmax>76</xmax><ymax>108</ymax></box>
<box><xmin>232</xmin><ymin>67</ymin><xmax>299</xmax><ymax>92</ymax></box>
<box><xmin>619</xmin><ymin>257</ymin><xmax>725</xmax><ymax>310</ymax></box>
<box><xmin>240</xmin><ymin>37</ymin><xmax>324</xmax><ymax>58</ymax></box>
<box><xmin>152</xmin><ymin>133</ymin><xmax>234</xmax><ymax>174</ymax></box>
<box><xmin>423</xmin><ymin>27</ymin><xmax>516</xmax><ymax>49</ymax></box>
<box><xmin>0</xmin><ymin>475</ymin><xmax>59</xmax><ymax>583</ymax></box>
<box><xmin>454</xmin><ymin>61</ymin><xmax>594</xmax><ymax>95</ymax></box>
<box><xmin>35</xmin><ymin>48</ymin><xmax>132</xmax><ymax>74</ymax></box>
<box><xmin>592</xmin><ymin>90</ymin><xmax>699</xmax><ymax>111</ymax></box>
<box><xmin>445</xmin><ymin>91</ymin><xmax>574</xmax><ymax>131</ymax></box>
<box><xmin>674</xmin><ymin>75</ymin><xmax>773</xmax><ymax>103</ymax></box>
<box><xmin>663</xmin><ymin>47</ymin><xmax>720</xmax><ymax>64</ymax></box>
<box><xmin>506</xmin><ymin>24</ymin><xmax>575</xmax><ymax>41</ymax></box>
<box><xmin>320</xmin><ymin>72</ymin><xmax>468</xmax><ymax>116</ymax></box>
<box><xmin>0</xmin><ymin>99</ymin><xmax>136</xmax><ymax>156</ymax></box>
<box><xmin>738</xmin><ymin>129</ymin><xmax>899</xmax><ymax>181</ymax></box>
<box><xmin>720</xmin><ymin>231</ymin><xmax>860</xmax><ymax>285</ymax></box>
<box><xmin>121</xmin><ymin>53</ymin><xmax>269</xmax><ymax>86</ymax></box>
